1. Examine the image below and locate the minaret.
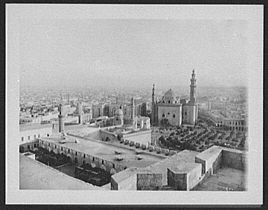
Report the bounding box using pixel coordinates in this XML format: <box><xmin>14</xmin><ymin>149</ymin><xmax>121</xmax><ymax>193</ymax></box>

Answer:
<box><xmin>131</xmin><ymin>97</ymin><xmax>135</xmax><ymax>121</ymax></box>
<box><xmin>151</xmin><ymin>84</ymin><xmax>155</xmax><ymax>125</ymax></box>
<box><xmin>58</xmin><ymin>104</ymin><xmax>65</xmax><ymax>133</ymax></box>
<box><xmin>190</xmin><ymin>69</ymin><xmax>196</xmax><ymax>104</ymax></box>
<box><xmin>77</xmin><ymin>102</ymin><xmax>83</xmax><ymax>125</ymax></box>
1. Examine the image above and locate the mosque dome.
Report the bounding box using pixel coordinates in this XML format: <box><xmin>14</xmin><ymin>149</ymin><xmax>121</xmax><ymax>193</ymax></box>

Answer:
<box><xmin>162</xmin><ymin>89</ymin><xmax>177</xmax><ymax>104</ymax></box>
<box><xmin>115</xmin><ymin>108</ymin><xmax>123</xmax><ymax>116</ymax></box>
<box><xmin>164</xmin><ymin>89</ymin><xmax>175</xmax><ymax>98</ymax></box>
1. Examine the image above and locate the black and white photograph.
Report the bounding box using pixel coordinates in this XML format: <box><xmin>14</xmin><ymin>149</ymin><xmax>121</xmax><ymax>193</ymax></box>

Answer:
<box><xmin>6</xmin><ymin>4</ymin><xmax>263</xmax><ymax>205</ymax></box>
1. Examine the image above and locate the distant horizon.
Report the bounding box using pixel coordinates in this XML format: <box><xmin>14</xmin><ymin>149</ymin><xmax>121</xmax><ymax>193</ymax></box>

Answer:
<box><xmin>19</xmin><ymin>19</ymin><xmax>248</xmax><ymax>89</ymax></box>
<box><xmin>20</xmin><ymin>83</ymin><xmax>248</xmax><ymax>92</ymax></box>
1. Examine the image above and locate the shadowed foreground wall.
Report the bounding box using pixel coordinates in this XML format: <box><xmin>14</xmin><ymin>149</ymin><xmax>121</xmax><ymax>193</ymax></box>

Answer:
<box><xmin>137</xmin><ymin>173</ymin><xmax>162</xmax><ymax>190</ymax></box>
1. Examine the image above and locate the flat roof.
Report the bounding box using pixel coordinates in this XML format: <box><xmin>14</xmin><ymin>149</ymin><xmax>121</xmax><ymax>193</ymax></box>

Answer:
<box><xmin>169</xmin><ymin>162</ymin><xmax>200</xmax><ymax>174</ymax></box>
<box><xmin>195</xmin><ymin>145</ymin><xmax>222</xmax><ymax>161</ymax></box>
<box><xmin>112</xmin><ymin>167</ymin><xmax>154</xmax><ymax>183</ymax></box>
<box><xmin>40</xmin><ymin>135</ymin><xmax>164</xmax><ymax>168</ymax></box>
<box><xmin>20</xmin><ymin>155</ymin><xmax>100</xmax><ymax>190</ymax></box>
<box><xmin>193</xmin><ymin>167</ymin><xmax>246</xmax><ymax>191</ymax></box>
<box><xmin>20</xmin><ymin>123</ymin><xmax>52</xmax><ymax>132</ymax></box>
<box><xmin>146</xmin><ymin>150</ymin><xmax>200</xmax><ymax>174</ymax></box>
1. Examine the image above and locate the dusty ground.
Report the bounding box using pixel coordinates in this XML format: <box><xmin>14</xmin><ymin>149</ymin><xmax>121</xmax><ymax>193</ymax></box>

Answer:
<box><xmin>193</xmin><ymin>167</ymin><xmax>246</xmax><ymax>191</ymax></box>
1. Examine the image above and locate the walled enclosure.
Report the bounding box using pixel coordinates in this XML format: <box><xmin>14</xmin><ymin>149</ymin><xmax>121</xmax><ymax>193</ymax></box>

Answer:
<box><xmin>38</xmin><ymin>139</ymin><xmax>125</xmax><ymax>174</ymax></box>
<box><xmin>137</xmin><ymin>173</ymin><xmax>162</xmax><ymax>190</ymax></box>
<box><xmin>195</xmin><ymin>146</ymin><xmax>246</xmax><ymax>176</ymax></box>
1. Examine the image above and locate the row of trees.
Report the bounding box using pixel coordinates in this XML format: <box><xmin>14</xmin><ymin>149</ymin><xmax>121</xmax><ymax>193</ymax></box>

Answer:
<box><xmin>159</xmin><ymin>135</ymin><xmax>196</xmax><ymax>151</ymax></box>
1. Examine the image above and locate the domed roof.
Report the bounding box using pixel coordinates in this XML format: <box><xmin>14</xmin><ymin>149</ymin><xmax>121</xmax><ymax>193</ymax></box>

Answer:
<box><xmin>115</xmin><ymin>108</ymin><xmax>123</xmax><ymax>116</ymax></box>
<box><xmin>164</xmin><ymin>89</ymin><xmax>175</xmax><ymax>97</ymax></box>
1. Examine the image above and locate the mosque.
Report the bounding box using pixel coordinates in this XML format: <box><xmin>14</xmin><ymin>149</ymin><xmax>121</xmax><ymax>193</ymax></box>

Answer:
<box><xmin>151</xmin><ymin>70</ymin><xmax>198</xmax><ymax>127</ymax></box>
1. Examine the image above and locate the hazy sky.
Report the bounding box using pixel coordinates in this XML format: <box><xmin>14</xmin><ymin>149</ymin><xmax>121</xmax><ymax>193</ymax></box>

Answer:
<box><xmin>19</xmin><ymin>19</ymin><xmax>248</xmax><ymax>89</ymax></box>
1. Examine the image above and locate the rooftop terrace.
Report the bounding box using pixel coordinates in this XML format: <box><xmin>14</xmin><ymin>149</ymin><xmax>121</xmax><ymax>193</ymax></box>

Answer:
<box><xmin>20</xmin><ymin>154</ymin><xmax>100</xmax><ymax>190</ymax></box>
<box><xmin>193</xmin><ymin>167</ymin><xmax>246</xmax><ymax>191</ymax></box>
<box><xmin>41</xmin><ymin>134</ymin><xmax>164</xmax><ymax>168</ymax></box>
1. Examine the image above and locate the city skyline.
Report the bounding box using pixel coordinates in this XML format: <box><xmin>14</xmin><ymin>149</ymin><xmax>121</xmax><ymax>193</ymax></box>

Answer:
<box><xmin>19</xmin><ymin>19</ymin><xmax>248</xmax><ymax>89</ymax></box>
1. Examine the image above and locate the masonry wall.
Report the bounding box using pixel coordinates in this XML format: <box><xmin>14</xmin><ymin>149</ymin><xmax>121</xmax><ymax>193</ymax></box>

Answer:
<box><xmin>123</xmin><ymin>130</ymin><xmax>152</xmax><ymax>146</ymax></box>
<box><xmin>19</xmin><ymin>140</ymin><xmax>39</xmax><ymax>153</ymax></box>
<box><xmin>195</xmin><ymin>148</ymin><xmax>222</xmax><ymax>176</ymax></box>
<box><xmin>182</xmin><ymin>105</ymin><xmax>197</xmax><ymax>125</ymax></box>
<box><xmin>137</xmin><ymin>173</ymin><xmax>162</xmax><ymax>190</ymax></box>
<box><xmin>99</xmin><ymin>130</ymin><xmax>117</xmax><ymax>141</ymax></box>
<box><xmin>195</xmin><ymin>157</ymin><xmax>206</xmax><ymax>174</ymax></box>
<box><xmin>187</xmin><ymin>164</ymin><xmax>202</xmax><ymax>190</ymax></box>
<box><xmin>167</xmin><ymin>169</ymin><xmax>187</xmax><ymax>190</ymax></box>
<box><xmin>38</xmin><ymin>139</ymin><xmax>125</xmax><ymax>174</ymax></box>
<box><xmin>20</xmin><ymin>126</ymin><xmax>52</xmax><ymax>145</ymax></box>
<box><xmin>157</xmin><ymin>105</ymin><xmax>182</xmax><ymax>126</ymax></box>
<box><xmin>85</xmin><ymin>130</ymin><xmax>101</xmax><ymax>140</ymax></box>
<box><xmin>110</xmin><ymin>177</ymin><xmax>118</xmax><ymax>190</ymax></box>
<box><xmin>212</xmin><ymin>151</ymin><xmax>222</xmax><ymax>173</ymax></box>
<box><xmin>114</xmin><ymin>174</ymin><xmax>137</xmax><ymax>191</ymax></box>
<box><xmin>222</xmin><ymin>150</ymin><xmax>246</xmax><ymax>171</ymax></box>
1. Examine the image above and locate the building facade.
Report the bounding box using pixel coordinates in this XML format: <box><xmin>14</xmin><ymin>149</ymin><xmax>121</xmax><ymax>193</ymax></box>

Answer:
<box><xmin>151</xmin><ymin>70</ymin><xmax>198</xmax><ymax>126</ymax></box>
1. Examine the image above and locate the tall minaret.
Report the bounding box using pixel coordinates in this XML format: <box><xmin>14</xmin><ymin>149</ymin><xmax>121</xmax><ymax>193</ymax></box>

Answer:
<box><xmin>131</xmin><ymin>97</ymin><xmax>135</xmax><ymax>120</ymax></box>
<box><xmin>190</xmin><ymin>69</ymin><xmax>197</xmax><ymax>104</ymax></box>
<box><xmin>58</xmin><ymin>103</ymin><xmax>65</xmax><ymax>133</ymax></box>
<box><xmin>151</xmin><ymin>84</ymin><xmax>155</xmax><ymax>125</ymax></box>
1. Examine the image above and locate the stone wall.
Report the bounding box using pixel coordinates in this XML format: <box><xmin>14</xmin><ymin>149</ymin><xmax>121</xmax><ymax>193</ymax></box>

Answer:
<box><xmin>99</xmin><ymin>130</ymin><xmax>117</xmax><ymax>142</ymax></box>
<box><xmin>187</xmin><ymin>164</ymin><xmax>202</xmax><ymax>190</ymax></box>
<box><xmin>19</xmin><ymin>140</ymin><xmax>39</xmax><ymax>153</ymax></box>
<box><xmin>167</xmin><ymin>169</ymin><xmax>187</xmax><ymax>190</ymax></box>
<box><xmin>110</xmin><ymin>177</ymin><xmax>118</xmax><ymax>190</ymax></box>
<box><xmin>38</xmin><ymin>139</ymin><xmax>125</xmax><ymax>174</ymax></box>
<box><xmin>111</xmin><ymin>174</ymin><xmax>137</xmax><ymax>190</ymax></box>
<box><xmin>123</xmin><ymin>130</ymin><xmax>152</xmax><ymax>146</ymax></box>
<box><xmin>137</xmin><ymin>173</ymin><xmax>162</xmax><ymax>190</ymax></box>
<box><xmin>195</xmin><ymin>146</ymin><xmax>222</xmax><ymax>175</ymax></box>
<box><xmin>195</xmin><ymin>157</ymin><xmax>206</xmax><ymax>174</ymax></box>
<box><xmin>212</xmin><ymin>151</ymin><xmax>222</xmax><ymax>174</ymax></box>
<box><xmin>222</xmin><ymin>149</ymin><xmax>246</xmax><ymax>171</ymax></box>
<box><xmin>20</xmin><ymin>126</ymin><xmax>52</xmax><ymax>144</ymax></box>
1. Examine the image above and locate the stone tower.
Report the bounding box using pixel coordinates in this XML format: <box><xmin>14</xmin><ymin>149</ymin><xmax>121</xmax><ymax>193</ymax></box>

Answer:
<box><xmin>58</xmin><ymin>103</ymin><xmax>64</xmax><ymax>133</ymax></box>
<box><xmin>151</xmin><ymin>84</ymin><xmax>155</xmax><ymax>125</ymax></box>
<box><xmin>131</xmin><ymin>97</ymin><xmax>135</xmax><ymax>120</ymax></box>
<box><xmin>190</xmin><ymin>69</ymin><xmax>197</xmax><ymax>104</ymax></box>
<box><xmin>77</xmin><ymin>102</ymin><xmax>83</xmax><ymax>125</ymax></box>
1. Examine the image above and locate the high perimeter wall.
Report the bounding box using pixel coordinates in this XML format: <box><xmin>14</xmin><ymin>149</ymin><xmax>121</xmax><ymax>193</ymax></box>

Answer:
<box><xmin>222</xmin><ymin>148</ymin><xmax>246</xmax><ymax>171</ymax></box>
<box><xmin>123</xmin><ymin>130</ymin><xmax>152</xmax><ymax>146</ymax></box>
<box><xmin>195</xmin><ymin>146</ymin><xmax>246</xmax><ymax>177</ymax></box>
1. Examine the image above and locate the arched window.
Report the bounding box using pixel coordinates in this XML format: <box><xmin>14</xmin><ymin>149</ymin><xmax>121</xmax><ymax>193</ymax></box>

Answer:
<box><xmin>168</xmin><ymin>100</ymin><xmax>171</xmax><ymax>104</ymax></box>
<box><xmin>162</xmin><ymin>114</ymin><xmax>165</xmax><ymax>118</ymax></box>
<box><xmin>173</xmin><ymin>114</ymin><xmax>175</xmax><ymax>118</ymax></box>
<box><xmin>168</xmin><ymin>112</ymin><xmax>170</xmax><ymax>115</ymax></box>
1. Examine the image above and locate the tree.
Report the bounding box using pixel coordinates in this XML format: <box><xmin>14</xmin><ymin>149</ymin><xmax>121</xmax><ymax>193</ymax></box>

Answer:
<box><xmin>159</xmin><ymin>135</ymin><xmax>166</xmax><ymax>145</ymax></box>
<box><xmin>160</xmin><ymin>118</ymin><xmax>170</xmax><ymax>128</ymax></box>
<box><xmin>117</xmin><ymin>133</ymin><xmax>123</xmax><ymax>141</ymax></box>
